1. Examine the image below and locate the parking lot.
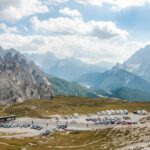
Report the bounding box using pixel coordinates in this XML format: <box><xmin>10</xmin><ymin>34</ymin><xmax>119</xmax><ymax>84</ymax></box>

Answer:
<box><xmin>0</xmin><ymin>110</ymin><xmax>149</xmax><ymax>138</ymax></box>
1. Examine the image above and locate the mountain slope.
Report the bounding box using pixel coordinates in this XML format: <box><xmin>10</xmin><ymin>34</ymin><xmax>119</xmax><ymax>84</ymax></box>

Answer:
<box><xmin>95</xmin><ymin>87</ymin><xmax>150</xmax><ymax>102</ymax></box>
<box><xmin>76</xmin><ymin>66</ymin><xmax>150</xmax><ymax>92</ymax></box>
<box><xmin>25</xmin><ymin>52</ymin><xmax>58</xmax><ymax>73</ymax></box>
<box><xmin>121</xmin><ymin>45</ymin><xmax>150</xmax><ymax>82</ymax></box>
<box><xmin>49</xmin><ymin>58</ymin><xmax>106</xmax><ymax>81</ymax></box>
<box><xmin>26</xmin><ymin>53</ymin><xmax>106</xmax><ymax>81</ymax></box>
<box><xmin>75</xmin><ymin>72</ymin><xmax>103</xmax><ymax>89</ymax></box>
<box><xmin>0</xmin><ymin>47</ymin><xmax>53</xmax><ymax>103</ymax></box>
<box><xmin>46</xmin><ymin>74</ymin><xmax>98</xmax><ymax>98</ymax></box>
<box><xmin>111</xmin><ymin>87</ymin><xmax>150</xmax><ymax>102</ymax></box>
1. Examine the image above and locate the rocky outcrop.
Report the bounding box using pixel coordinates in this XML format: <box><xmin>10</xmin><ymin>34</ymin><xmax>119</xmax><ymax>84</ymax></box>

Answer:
<box><xmin>0</xmin><ymin>47</ymin><xmax>54</xmax><ymax>103</ymax></box>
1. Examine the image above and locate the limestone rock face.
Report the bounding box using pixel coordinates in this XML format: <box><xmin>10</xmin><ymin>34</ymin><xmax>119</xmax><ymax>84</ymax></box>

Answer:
<box><xmin>0</xmin><ymin>47</ymin><xmax>53</xmax><ymax>103</ymax></box>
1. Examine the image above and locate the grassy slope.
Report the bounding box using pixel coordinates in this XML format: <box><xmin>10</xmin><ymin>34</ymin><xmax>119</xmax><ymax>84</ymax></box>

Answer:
<box><xmin>47</xmin><ymin>75</ymin><xmax>98</xmax><ymax>98</ymax></box>
<box><xmin>0</xmin><ymin>127</ymin><xmax>150</xmax><ymax>150</ymax></box>
<box><xmin>112</xmin><ymin>87</ymin><xmax>150</xmax><ymax>102</ymax></box>
<box><xmin>0</xmin><ymin>96</ymin><xmax>150</xmax><ymax>118</ymax></box>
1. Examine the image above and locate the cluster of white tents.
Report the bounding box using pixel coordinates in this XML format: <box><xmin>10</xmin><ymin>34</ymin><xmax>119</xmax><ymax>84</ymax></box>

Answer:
<box><xmin>97</xmin><ymin>110</ymin><xmax>128</xmax><ymax>116</ymax></box>
<box><xmin>133</xmin><ymin>110</ymin><xmax>148</xmax><ymax>115</ymax></box>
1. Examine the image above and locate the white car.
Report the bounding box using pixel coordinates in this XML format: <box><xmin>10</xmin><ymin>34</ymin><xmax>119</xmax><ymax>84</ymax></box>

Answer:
<box><xmin>110</xmin><ymin>110</ymin><xmax>115</xmax><ymax>115</ymax></box>
<box><xmin>119</xmin><ymin>110</ymin><xmax>124</xmax><ymax>115</ymax></box>
<box><xmin>97</xmin><ymin>112</ymin><xmax>101</xmax><ymax>116</ymax></box>
<box><xmin>123</xmin><ymin>110</ymin><xmax>128</xmax><ymax>115</ymax></box>
<box><xmin>141</xmin><ymin>110</ymin><xmax>148</xmax><ymax>115</ymax></box>
<box><xmin>115</xmin><ymin>110</ymin><xmax>120</xmax><ymax>115</ymax></box>
<box><xmin>101</xmin><ymin>111</ymin><xmax>106</xmax><ymax>115</ymax></box>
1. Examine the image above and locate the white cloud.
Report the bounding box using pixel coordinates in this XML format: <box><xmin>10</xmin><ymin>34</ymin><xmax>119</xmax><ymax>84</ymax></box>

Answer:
<box><xmin>59</xmin><ymin>7</ymin><xmax>82</xmax><ymax>18</ymax></box>
<box><xmin>47</xmin><ymin>0</ymin><xmax>69</xmax><ymax>5</ymax></box>
<box><xmin>108</xmin><ymin>0</ymin><xmax>150</xmax><ymax>10</ymax></box>
<box><xmin>56</xmin><ymin>0</ymin><xmax>150</xmax><ymax>10</ymax></box>
<box><xmin>30</xmin><ymin>16</ymin><xmax>86</xmax><ymax>35</ymax></box>
<box><xmin>0</xmin><ymin>23</ymin><xmax>19</xmax><ymax>33</ymax></box>
<box><xmin>75</xmin><ymin>0</ymin><xmax>103</xmax><ymax>6</ymax></box>
<box><xmin>45</xmin><ymin>0</ymin><xmax>150</xmax><ymax>10</ymax></box>
<box><xmin>46</xmin><ymin>0</ymin><xmax>103</xmax><ymax>6</ymax></box>
<box><xmin>0</xmin><ymin>31</ymin><xmax>138</xmax><ymax>65</ymax></box>
<box><xmin>87</xmin><ymin>20</ymin><xmax>128</xmax><ymax>40</ymax></box>
<box><xmin>30</xmin><ymin>16</ymin><xmax>128</xmax><ymax>40</ymax></box>
<box><xmin>0</xmin><ymin>0</ymin><xmax>48</xmax><ymax>21</ymax></box>
<box><xmin>0</xmin><ymin>0</ymin><xmax>145</xmax><ymax>21</ymax></box>
<box><xmin>0</xmin><ymin>0</ymin><xmax>148</xmax><ymax>66</ymax></box>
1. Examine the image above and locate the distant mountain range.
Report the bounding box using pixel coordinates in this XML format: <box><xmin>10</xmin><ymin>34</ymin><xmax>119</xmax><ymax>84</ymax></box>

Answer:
<box><xmin>0</xmin><ymin>47</ymin><xmax>99</xmax><ymax>103</ymax></box>
<box><xmin>26</xmin><ymin>53</ymin><xmax>106</xmax><ymax>81</ymax></box>
<box><xmin>120</xmin><ymin>45</ymin><xmax>150</xmax><ymax>82</ymax></box>
<box><xmin>75</xmin><ymin>45</ymin><xmax>150</xmax><ymax>101</ymax></box>
<box><xmin>1</xmin><ymin>45</ymin><xmax>150</xmax><ymax>102</ymax></box>
<box><xmin>76</xmin><ymin>66</ymin><xmax>150</xmax><ymax>92</ymax></box>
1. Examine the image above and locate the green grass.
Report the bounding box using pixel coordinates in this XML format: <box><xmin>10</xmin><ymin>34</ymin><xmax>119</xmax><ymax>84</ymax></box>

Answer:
<box><xmin>0</xmin><ymin>96</ymin><xmax>150</xmax><ymax>118</ymax></box>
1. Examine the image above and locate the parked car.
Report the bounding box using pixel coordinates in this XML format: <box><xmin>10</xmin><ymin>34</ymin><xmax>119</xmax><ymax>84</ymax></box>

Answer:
<box><xmin>57</xmin><ymin>124</ymin><xmax>67</xmax><ymax>129</ymax></box>
<box><xmin>41</xmin><ymin>130</ymin><xmax>51</xmax><ymax>136</ymax></box>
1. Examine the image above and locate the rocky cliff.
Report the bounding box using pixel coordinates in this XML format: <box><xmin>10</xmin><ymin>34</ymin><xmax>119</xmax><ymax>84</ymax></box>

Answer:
<box><xmin>0</xmin><ymin>47</ymin><xmax>53</xmax><ymax>103</ymax></box>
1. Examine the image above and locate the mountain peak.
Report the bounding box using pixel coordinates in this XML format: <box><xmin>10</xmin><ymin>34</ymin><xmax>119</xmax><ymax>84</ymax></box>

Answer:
<box><xmin>0</xmin><ymin>46</ymin><xmax>3</xmax><ymax>51</ymax></box>
<box><xmin>0</xmin><ymin>47</ymin><xmax>53</xmax><ymax>103</ymax></box>
<box><xmin>112</xmin><ymin>63</ymin><xmax>123</xmax><ymax>71</ymax></box>
<box><xmin>143</xmin><ymin>44</ymin><xmax>150</xmax><ymax>50</ymax></box>
<box><xmin>121</xmin><ymin>45</ymin><xmax>150</xmax><ymax>82</ymax></box>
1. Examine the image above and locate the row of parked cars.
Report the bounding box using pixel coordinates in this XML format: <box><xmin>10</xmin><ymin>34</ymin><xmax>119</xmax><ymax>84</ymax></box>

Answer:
<box><xmin>133</xmin><ymin>110</ymin><xmax>148</xmax><ymax>115</ymax></box>
<box><xmin>0</xmin><ymin>123</ymin><xmax>44</xmax><ymax>131</ymax></box>
<box><xmin>97</xmin><ymin>109</ymin><xmax>148</xmax><ymax>116</ymax></box>
<box><xmin>0</xmin><ymin>123</ymin><xmax>31</xmax><ymax>128</ymax></box>
<box><xmin>63</xmin><ymin>113</ymin><xmax>79</xmax><ymax>120</ymax></box>
<box><xmin>86</xmin><ymin>116</ymin><xmax>121</xmax><ymax>124</ymax></box>
<box><xmin>94</xmin><ymin>117</ymin><xmax>137</xmax><ymax>125</ymax></box>
<box><xmin>97</xmin><ymin>110</ymin><xmax>128</xmax><ymax>116</ymax></box>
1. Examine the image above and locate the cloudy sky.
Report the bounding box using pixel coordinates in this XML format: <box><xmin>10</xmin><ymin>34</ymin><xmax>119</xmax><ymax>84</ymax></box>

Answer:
<box><xmin>0</xmin><ymin>0</ymin><xmax>150</xmax><ymax>66</ymax></box>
